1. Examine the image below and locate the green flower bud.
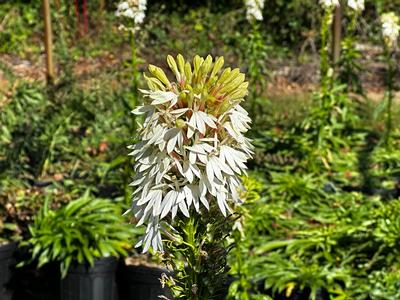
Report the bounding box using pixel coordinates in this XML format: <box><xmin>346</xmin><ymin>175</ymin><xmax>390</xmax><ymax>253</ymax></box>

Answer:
<box><xmin>176</xmin><ymin>54</ymin><xmax>186</xmax><ymax>77</ymax></box>
<box><xmin>179</xmin><ymin>91</ymin><xmax>187</xmax><ymax>103</ymax></box>
<box><xmin>176</xmin><ymin>119</ymin><xmax>186</xmax><ymax>128</ymax></box>
<box><xmin>218</xmin><ymin>99</ymin><xmax>231</xmax><ymax>114</ymax></box>
<box><xmin>144</xmin><ymin>73</ymin><xmax>165</xmax><ymax>91</ymax></box>
<box><xmin>217</xmin><ymin>67</ymin><xmax>231</xmax><ymax>85</ymax></box>
<box><xmin>219</xmin><ymin>73</ymin><xmax>245</xmax><ymax>94</ymax></box>
<box><xmin>199</xmin><ymin>55</ymin><xmax>213</xmax><ymax>78</ymax></box>
<box><xmin>149</xmin><ymin>64</ymin><xmax>171</xmax><ymax>87</ymax></box>
<box><xmin>184</xmin><ymin>62</ymin><xmax>192</xmax><ymax>84</ymax></box>
<box><xmin>193</xmin><ymin>55</ymin><xmax>204</xmax><ymax>74</ymax></box>
<box><xmin>205</xmin><ymin>76</ymin><xmax>218</xmax><ymax>89</ymax></box>
<box><xmin>194</xmin><ymin>82</ymin><xmax>204</xmax><ymax>95</ymax></box>
<box><xmin>210</xmin><ymin>56</ymin><xmax>224</xmax><ymax>78</ymax></box>
<box><xmin>201</xmin><ymin>90</ymin><xmax>209</xmax><ymax>101</ymax></box>
<box><xmin>207</xmin><ymin>95</ymin><xmax>217</xmax><ymax>103</ymax></box>
<box><xmin>222</xmin><ymin>68</ymin><xmax>240</xmax><ymax>84</ymax></box>
<box><xmin>228</xmin><ymin>85</ymin><xmax>248</xmax><ymax>100</ymax></box>
<box><xmin>167</xmin><ymin>55</ymin><xmax>180</xmax><ymax>80</ymax></box>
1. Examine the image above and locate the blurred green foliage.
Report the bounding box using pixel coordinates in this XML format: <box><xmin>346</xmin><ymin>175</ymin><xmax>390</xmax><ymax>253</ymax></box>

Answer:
<box><xmin>0</xmin><ymin>0</ymin><xmax>400</xmax><ymax>298</ymax></box>
<box><xmin>0</xmin><ymin>2</ymin><xmax>40</xmax><ymax>54</ymax></box>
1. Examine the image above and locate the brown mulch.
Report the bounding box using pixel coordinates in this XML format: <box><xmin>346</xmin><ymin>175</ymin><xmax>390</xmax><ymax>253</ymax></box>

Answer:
<box><xmin>0</xmin><ymin>42</ymin><xmax>399</xmax><ymax>102</ymax></box>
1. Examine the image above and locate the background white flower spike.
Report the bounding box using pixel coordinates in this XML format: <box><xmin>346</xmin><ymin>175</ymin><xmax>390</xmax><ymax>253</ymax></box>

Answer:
<box><xmin>319</xmin><ymin>0</ymin><xmax>340</xmax><ymax>10</ymax></box>
<box><xmin>245</xmin><ymin>0</ymin><xmax>265</xmax><ymax>22</ymax></box>
<box><xmin>347</xmin><ymin>0</ymin><xmax>364</xmax><ymax>12</ymax></box>
<box><xmin>381</xmin><ymin>12</ymin><xmax>400</xmax><ymax>49</ymax></box>
<box><xmin>116</xmin><ymin>0</ymin><xmax>147</xmax><ymax>32</ymax></box>
<box><xmin>129</xmin><ymin>54</ymin><xmax>253</xmax><ymax>252</ymax></box>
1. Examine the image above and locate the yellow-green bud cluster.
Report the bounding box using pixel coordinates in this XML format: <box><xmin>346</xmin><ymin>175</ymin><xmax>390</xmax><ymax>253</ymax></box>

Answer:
<box><xmin>145</xmin><ymin>54</ymin><xmax>249</xmax><ymax>116</ymax></box>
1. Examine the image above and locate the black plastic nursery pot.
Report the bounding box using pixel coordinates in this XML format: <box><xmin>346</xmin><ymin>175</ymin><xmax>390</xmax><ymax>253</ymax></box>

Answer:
<box><xmin>268</xmin><ymin>286</ymin><xmax>330</xmax><ymax>300</ymax></box>
<box><xmin>11</xmin><ymin>262</ymin><xmax>60</xmax><ymax>300</ymax></box>
<box><xmin>0</xmin><ymin>242</ymin><xmax>17</xmax><ymax>300</ymax></box>
<box><xmin>60</xmin><ymin>256</ymin><xmax>118</xmax><ymax>300</ymax></box>
<box><xmin>117</xmin><ymin>263</ymin><xmax>173</xmax><ymax>300</ymax></box>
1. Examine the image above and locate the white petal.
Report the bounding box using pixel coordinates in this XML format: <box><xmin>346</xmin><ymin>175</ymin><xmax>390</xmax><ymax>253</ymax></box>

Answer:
<box><xmin>171</xmin><ymin>108</ymin><xmax>189</xmax><ymax>116</ymax></box>
<box><xmin>217</xmin><ymin>191</ymin><xmax>227</xmax><ymax>216</ymax></box>
<box><xmin>164</xmin><ymin>128</ymin><xmax>180</xmax><ymax>140</ymax></box>
<box><xmin>183</xmin><ymin>185</ymin><xmax>193</xmax><ymax>208</ymax></box>
<box><xmin>183</xmin><ymin>161</ymin><xmax>194</xmax><ymax>183</ymax></box>
<box><xmin>198</xmin><ymin>153</ymin><xmax>208</xmax><ymax>164</ymax></box>
<box><xmin>194</xmin><ymin>112</ymin><xmax>206</xmax><ymax>134</ymax></box>
<box><xmin>198</xmin><ymin>111</ymin><xmax>217</xmax><ymax>128</ymax></box>
<box><xmin>152</xmin><ymin>192</ymin><xmax>163</xmax><ymax>216</ymax></box>
<box><xmin>137</xmin><ymin>189</ymin><xmax>156</xmax><ymax>206</ymax></box>
<box><xmin>179</xmin><ymin>201</ymin><xmax>190</xmax><ymax>217</ymax></box>
<box><xmin>189</xmin><ymin>151</ymin><xmax>197</xmax><ymax>164</ymax></box>
<box><xmin>187</xmin><ymin>124</ymin><xmax>195</xmax><ymax>139</ymax></box>
<box><xmin>150</xmin><ymin>91</ymin><xmax>177</xmax><ymax>105</ymax></box>
<box><xmin>210</xmin><ymin>156</ymin><xmax>223</xmax><ymax>181</ymax></box>
<box><xmin>160</xmin><ymin>190</ymin><xmax>176</xmax><ymax>219</ymax></box>
<box><xmin>167</xmin><ymin>136</ymin><xmax>177</xmax><ymax>153</ymax></box>
<box><xmin>189</xmin><ymin>163</ymin><xmax>201</xmax><ymax>179</ymax></box>
<box><xmin>171</xmin><ymin>204</ymin><xmax>178</xmax><ymax>219</ymax></box>
<box><xmin>206</xmin><ymin>162</ymin><xmax>214</xmax><ymax>182</ymax></box>
<box><xmin>200</xmin><ymin>196</ymin><xmax>209</xmax><ymax>210</ymax></box>
<box><xmin>151</xmin><ymin>229</ymin><xmax>160</xmax><ymax>252</ymax></box>
<box><xmin>143</xmin><ymin>225</ymin><xmax>154</xmax><ymax>252</ymax></box>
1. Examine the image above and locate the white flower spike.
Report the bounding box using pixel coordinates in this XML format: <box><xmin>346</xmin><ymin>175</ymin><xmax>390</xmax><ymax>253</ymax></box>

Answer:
<box><xmin>319</xmin><ymin>0</ymin><xmax>340</xmax><ymax>10</ymax></box>
<box><xmin>129</xmin><ymin>55</ymin><xmax>253</xmax><ymax>253</ymax></box>
<box><xmin>348</xmin><ymin>0</ymin><xmax>364</xmax><ymax>12</ymax></box>
<box><xmin>381</xmin><ymin>12</ymin><xmax>400</xmax><ymax>49</ymax></box>
<box><xmin>245</xmin><ymin>0</ymin><xmax>265</xmax><ymax>22</ymax></box>
<box><xmin>116</xmin><ymin>0</ymin><xmax>147</xmax><ymax>32</ymax></box>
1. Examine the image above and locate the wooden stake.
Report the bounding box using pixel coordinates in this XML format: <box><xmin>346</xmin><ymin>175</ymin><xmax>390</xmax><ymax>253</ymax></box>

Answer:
<box><xmin>55</xmin><ymin>0</ymin><xmax>61</xmax><ymax>10</ymax></box>
<box><xmin>332</xmin><ymin>4</ymin><xmax>342</xmax><ymax>65</ymax></box>
<box><xmin>83</xmin><ymin>0</ymin><xmax>89</xmax><ymax>34</ymax></box>
<box><xmin>43</xmin><ymin>0</ymin><xmax>54</xmax><ymax>83</ymax></box>
<box><xmin>100</xmin><ymin>0</ymin><xmax>105</xmax><ymax>11</ymax></box>
<box><xmin>98</xmin><ymin>0</ymin><xmax>106</xmax><ymax>31</ymax></box>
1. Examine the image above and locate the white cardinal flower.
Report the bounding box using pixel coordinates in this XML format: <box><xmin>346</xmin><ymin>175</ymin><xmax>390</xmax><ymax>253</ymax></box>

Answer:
<box><xmin>129</xmin><ymin>55</ymin><xmax>253</xmax><ymax>252</ymax></box>
<box><xmin>319</xmin><ymin>0</ymin><xmax>340</xmax><ymax>9</ymax></box>
<box><xmin>245</xmin><ymin>0</ymin><xmax>265</xmax><ymax>22</ymax></box>
<box><xmin>381</xmin><ymin>12</ymin><xmax>400</xmax><ymax>49</ymax></box>
<box><xmin>116</xmin><ymin>0</ymin><xmax>147</xmax><ymax>31</ymax></box>
<box><xmin>348</xmin><ymin>0</ymin><xmax>364</xmax><ymax>12</ymax></box>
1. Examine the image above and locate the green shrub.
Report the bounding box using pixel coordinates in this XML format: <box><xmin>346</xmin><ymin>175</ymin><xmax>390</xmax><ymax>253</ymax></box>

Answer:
<box><xmin>24</xmin><ymin>191</ymin><xmax>133</xmax><ymax>277</ymax></box>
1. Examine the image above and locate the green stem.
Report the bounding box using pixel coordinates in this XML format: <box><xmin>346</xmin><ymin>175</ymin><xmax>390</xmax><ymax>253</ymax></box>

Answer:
<box><xmin>343</xmin><ymin>13</ymin><xmax>357</xmax><ymax>92</ymax></box>
<box><xmin>317</xmin><ymin>9</ymin><xmax>333</xmax><ymax>149</ymax></box>
<box><xmin>250</xmin><ymin>22</ymin><xmax>259</xmax><ymax>122</ymax></box>
<box><xmin>385</xmin><ymin>49</ymin><xmax>394</xmax><ymax>147</ymax></box>
<box><xmin>131</xmin><ymin>32</ymin><xmax>139</xmax><ymax>100</ymax></box>
<box><xmin>184</xmin><ymin>217</ymin><xmax>200</xmax><ymax>300</ymax></box>
<box><xmin>320</xmin><ymin>10</ymin><xmax>332</xmax><ymax>94</ymax></box>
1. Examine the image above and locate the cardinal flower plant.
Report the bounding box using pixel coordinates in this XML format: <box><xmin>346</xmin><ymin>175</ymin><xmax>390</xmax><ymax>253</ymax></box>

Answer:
<box><xmin>128</xmin><ymin>54</ymin><xmax>253</xmax><ymax>299</ymax></box>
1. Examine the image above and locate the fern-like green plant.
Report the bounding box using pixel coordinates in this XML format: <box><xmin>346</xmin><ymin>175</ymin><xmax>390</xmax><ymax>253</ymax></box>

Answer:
<box><xmin>24</xmin><ymin>191</ymin><xmax>133</xmax><ymax>278</ymax></box>
<box><xmin>0</xmin><ymin>221</ymin><xmax>20</xmax><ymax>245</ymax></box>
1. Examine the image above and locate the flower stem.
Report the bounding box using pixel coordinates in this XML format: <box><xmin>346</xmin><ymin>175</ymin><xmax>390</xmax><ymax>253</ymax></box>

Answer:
<box><xmin>184</xmin><ymin>217</ymin><xmax>200</xmax><ymax>300</ymax></box>
<box><xmin>131</xmin><ymin>31</ymin><xmax>139</xmax><ymax>103</ymax></box>
<box><xmin>385</xmin><ymin>48</ymin><xmax>394</xmax><ymax>147</ymax></box>
<box><xmin>320</xmin><ymin>10</ymin><xmax>332</xmax><ymax>94</ymax></box>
